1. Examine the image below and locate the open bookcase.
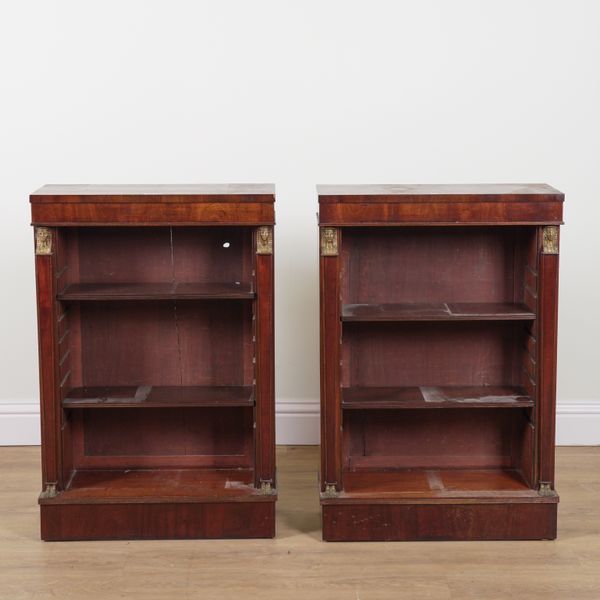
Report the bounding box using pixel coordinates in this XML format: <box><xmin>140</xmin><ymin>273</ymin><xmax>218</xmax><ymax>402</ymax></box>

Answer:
<box><xmin>31</xmin><ymin>185</ymin><xmax>276</xmax><ymax>540</ymax></box>
<box><xmin>318</xmin><ymin>184</ymin><xmax>563</xmax><ymax>541</ymax></box>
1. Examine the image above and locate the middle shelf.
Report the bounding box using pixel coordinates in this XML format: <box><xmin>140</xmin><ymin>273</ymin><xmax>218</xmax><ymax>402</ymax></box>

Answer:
<box><xmin>58</xmin><ymin>282</ymin><xmax>254</xmax><ymax>301</ymax></box>
<box><xmin>341</xmin><ymin>385</ymin><xmax>533</xmax><ymax>410</ymax></box>
<box><xmin>63</xmin><ymin>385</ymin><xmax>254</xmax><ymax>409</ymax></box>
<box><xmin>341</xmin><ymin>302</ymin><xmax>535</xmax><ymax>322</ymax></box>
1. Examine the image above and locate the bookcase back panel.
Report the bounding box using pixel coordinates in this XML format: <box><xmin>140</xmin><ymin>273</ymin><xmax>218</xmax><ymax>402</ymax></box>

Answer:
<box><xmin>342</xmin><ymin>322</ymin><xmax>525</xmax><ymax>387</ymax></box>
<box><xmin>72</xmin><ymin>407</ymin><xmax>253</xmax><ymax>469</ymax></box>
<box><xmin>79</xmin><ymin>301</ymin><xmax>253</xmax><ymax>386</ymax></box>
<box><xmin>343</xmin><ymin>408</ymin><xmax>531</xmax><ymax>470</ymax></box>
<box><xmin>66</xmin><ymin>226</ymin><xmax>252</xmax><ymax>285</ymax></box>
<box><xmin>341</xmin><ymin>227</ymin><xmax>534</xmax><ymax>305</ymax></box>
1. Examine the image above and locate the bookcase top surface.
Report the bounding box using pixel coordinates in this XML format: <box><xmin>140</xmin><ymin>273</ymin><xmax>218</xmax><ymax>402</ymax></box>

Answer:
<box><xmin>318</xmin><ymin>183</ymin><xmax>563</xmax><ymax>203</ymax></box>
<box><xmin>30</xmin><ymin>184</ymin><xmax>275</xmax><ymax>225</ymax></box>
<box><xmin>31</xmin><ymin>184</ymin><xmax>275</xmax><ymax>202</ymax></box>
<box><xmin>318</xmin><ymin>183</ymin><xmax>563</xmax><ymax>225</ymax></box>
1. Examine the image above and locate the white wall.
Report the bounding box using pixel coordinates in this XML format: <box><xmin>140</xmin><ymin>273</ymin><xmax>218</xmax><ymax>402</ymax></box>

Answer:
<box><xmin>1</xmin><ymin>1</ymin><xmax>599</xmax><ymax>445</ymax></box>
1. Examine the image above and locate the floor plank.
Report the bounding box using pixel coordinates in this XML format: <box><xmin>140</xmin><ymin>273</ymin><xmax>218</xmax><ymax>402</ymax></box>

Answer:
<box><xmin>0</xmin><ymin>446</ymin><xmax>599</xmax><ymax>599</ymax></box>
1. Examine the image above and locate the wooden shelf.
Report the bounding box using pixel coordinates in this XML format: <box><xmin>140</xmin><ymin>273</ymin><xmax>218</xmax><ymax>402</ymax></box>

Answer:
<box><xmin>63</xmin><ymin>385</ymin><xmax>254</xmax><ymax>408</ymax></box>
<box><xmin>40</xmin><ymin>468</ymin><xmax>272</xmax><ymax>504</ymax></box>
<box><xmin>336</xmin><ymin>468</ymin><xmax>539</xmax><ymax>501</ymax></box>
<box><xmin>341</xmin><ymin>386</ymin><xmax>533</xmax><ymax>410</ymax></box>
<box><xmin>341</xmin><ymin>302</ymin><xmax>535</xmax><ymax>322</ymax></box>
<box><xmin>58</xmin><ymin>282</ymin><xmax>254</xmax><ymax>301</ymax></box>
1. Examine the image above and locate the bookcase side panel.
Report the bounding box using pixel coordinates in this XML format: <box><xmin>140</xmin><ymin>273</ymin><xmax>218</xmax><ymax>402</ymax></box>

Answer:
<box><xmin>320</xmin><ymin>228</ymin><xmax>342</xmax><ymax>493</ymax></box>
<box><xmin>34</xmin><ymin>227</ymin><xmax>62</xmax><ymax>495</ymax></box>
<box><xmin>537</xmin><ymin>226</ymin><xmax>560</xmax><ymax>491</ymax></box>
<box><xmin>254</xmin><ymin>227</ymin><xmax>275</xmax><ymax>489</ymax></box>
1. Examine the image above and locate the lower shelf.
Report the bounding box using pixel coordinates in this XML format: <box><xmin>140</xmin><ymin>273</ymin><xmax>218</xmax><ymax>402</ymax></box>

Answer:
<box><xmin>40</xmin><ymin>468</ymin><xmax>272</xmax><ymax>504</ymax></box>
<box><xmin>339</xmin><ymin>468</ymin><xmax>538</xmax><ymax>500</ymax></box>
<box><xmin>63</xmin><ymin>385</ymin><xmax>254</xmax><ymax>408</ymax></box>
<box><xmin>341</xmin><ymin>386</ymin><xmax>533</xmax><ymax>409</ymax></box>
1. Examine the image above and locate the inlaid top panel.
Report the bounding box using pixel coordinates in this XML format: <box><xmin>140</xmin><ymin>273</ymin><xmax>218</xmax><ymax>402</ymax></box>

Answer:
<box><xmin>31</xmin><ymin>184</ymin><xmax>275</xmax><ymax>202</ymax></box>
<box><xmin>318</xmin><ymin>183</ymin><xmax>563</xmax><ymax>203</ymax></box>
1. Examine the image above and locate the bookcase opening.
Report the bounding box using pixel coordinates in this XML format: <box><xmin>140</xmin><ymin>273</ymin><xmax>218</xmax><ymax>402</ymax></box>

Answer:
<box><xmin>338</xmin><ymin>226</ymin><xmax>538</xmax><ymax>497</ymax></box>
<box><xmin>53</xmin><ymin>226</ymin><xmax>257</xmax><ymax>493</ymax></box>
<box><xmin>341</xmin><ymin>226</ymin><xmax>536</xmax><ymax>307</ymax></box>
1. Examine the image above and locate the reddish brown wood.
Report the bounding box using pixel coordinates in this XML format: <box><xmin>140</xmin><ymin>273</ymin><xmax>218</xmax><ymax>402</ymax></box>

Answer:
<box><xmin>77</xmin><ymin>301</ymin><xmax>251</xmax><ymax>386</ymax></box>
<box><xmin>343</xmin><ymin>408</ymin><xmax>529</xmax><ymax>470</ymax></box>
<box><xmin>318</xmin><ymin>183</ymin><xmax>563</xmax><ymax>201</ymax></box>
<box><xmin>71</xmin><ymin>405</ymin><xmax>252</xmax><ymax>465</ymax></box>
<box><xmin>63</xmin><ymin>226</ymin><xmax>253</xmax><ymax>285</ymax></box>
<box><xmin>341</xmin><ymin>226</ymin><xmax>534</xmax><ymax>303</ymax></box>
<box><xmin>537</xmin><ymin>229</ymin><xmax>560</xmax><ymax>490</ymax></box>
<box><xmin>342</xmin><ymin>302</ymin><xmax>535</xmax><ymax>322</ymax></box>
<box><xmin>319</xmin><ymin>237</ymin><xmax>342</xmax><ymax>493</ymax></box>
<box><xmin>336</xmin><ymin>468</ymin><xmax>545</xmax><ymax>499</ymax></box>
<box><xmin>39</xmin><ymin>468</ymin><xmax>263</xmax><ymax>503</ymax></box>
<box><xmin>31</xmin><ymin>185</ymin><xmax>276</xmax><ymax>540</ymax></box>
<box><xmin>341</xmin><ymin>385</ymin><xmax>532</xmax><ymax>409</ymax></box>
<box><xmin>319</xmin><ymin>184</ymin><xmax>563</xmax><ymax>541</ymax></box>
<box><xmin>254</xmin><ymin>231</ymin><xmax>276</xmax><ymax>489</ymax></box>
<box><xmin>31</xmin><ymin>183</ymin><xmax>275</xmax><ymax>200</ymax></box>
<box><xmin>319</xmin><ymin>184</ymin><xmax>564</xmax><ymax>226</ymax></box>
<box><xmin>319</xmin><ymin>202</ymin><xmax>562</xmax><ymax>226</ymax></box>
<box><xmin>31</xmin><ymin>185</ymin><xmax>275</xmax><ymax>226</ymax></box>
<box><xmin>34</xmin><ymin>230</ymin><xmax>63</xmax><ymax>492</ymax></box>
<box><xmin>322</xmin><ymin>503</ymin><xmax>557</xmax><ymax>541</ymax></box>
<box><xmin>31</xmin><ymin>202</ymin><xmax>274</xmax><ymax>226</ymax></box>
<box><xmin>63</xmin><ymin>385</ymin><xmax>254</xmax><ymax>408</ymax></box>
<box><xmin>342</xmin><ymin>321</ymin><xmax>525</xmax><ymax>387</ymax></box>
<box><xmin>58</xmin><ymin>282</ymin><xmax>254</xmax><ymax>300</ymax></box>
<box><xmin>41</xmin><ymin>502</ymin><xmax>275</xmax><ymax>541</ymax></box>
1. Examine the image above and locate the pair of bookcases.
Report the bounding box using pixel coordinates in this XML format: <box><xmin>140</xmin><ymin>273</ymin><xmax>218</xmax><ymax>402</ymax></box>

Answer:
<box><xmin>31</xmin><ymin>183</ymin><xmax>562</xmax><ymax>541</ymax></box>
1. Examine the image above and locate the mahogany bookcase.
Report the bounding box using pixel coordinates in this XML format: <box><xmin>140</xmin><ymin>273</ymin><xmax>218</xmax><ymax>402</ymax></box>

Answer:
<box><xmin>318</xmin><ymin>184</ymin><xmax>563</xmax><ymax>541</ymax></box>
<box><xmin>30</xmin><ymin>185</ymin><xmax>276</xmax><ymax>540</ymax></box>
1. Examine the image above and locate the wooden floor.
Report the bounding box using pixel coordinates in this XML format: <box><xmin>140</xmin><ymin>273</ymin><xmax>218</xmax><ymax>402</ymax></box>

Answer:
<box><xmin>1</xmin><ymin>446</ymin><xmax>600</xmax><ymax>599</ymax></box>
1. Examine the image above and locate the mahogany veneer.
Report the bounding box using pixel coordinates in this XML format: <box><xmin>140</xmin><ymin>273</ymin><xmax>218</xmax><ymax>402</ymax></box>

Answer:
<box><xmin>31</xmin><ymin>184</ymin><xmax>276</xmax><ymax>540</ymax></box>
<box><xmin>58</xmin><ymin>281</ymin><xmax>255</xmax><ymax>300</ymax></box>
<box><xmin>341</xmin><ymin>302</ymin><xmax>535</xmax><ymax>322</ymax></box>
<box><xmin>318</xmin><ymin>183</ymin><xmax>563</xmax><ymax>541</ymax></box>
<box><xmin>62</xmin><ymin>385</ymin><xmax>254</xmax><ymax>408</ymax></box>
<box><xmin>341</xmin><ymin>385</ymin><xmax>533</xmax><ymax>409</ymax></box>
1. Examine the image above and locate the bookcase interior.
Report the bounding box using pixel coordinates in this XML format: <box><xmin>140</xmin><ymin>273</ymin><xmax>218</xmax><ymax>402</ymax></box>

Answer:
<box><xmin>54</xmin><ymin>226</ymin><xmax>257</xmax><ymax>493</ymax></box>
<box><xmin>341</xmin><ymin>226</ymin><xmax>536</xmax><ymax>305</ymax></box>
<box><xmin>339</xmin><ymin>226</ymin><xmax>538</xmax><ymax>496</ymax></box>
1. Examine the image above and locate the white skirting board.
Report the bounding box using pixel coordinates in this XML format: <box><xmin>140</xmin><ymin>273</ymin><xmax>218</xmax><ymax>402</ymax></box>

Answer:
<box><xmin>0</xmin><ymin>399</ymin><xmax>599</xmax><ymax>446</ymax></box>
<box><xmin>0</xmin><ymin>401</ymin><xmax>41</xmax><ymax>446</ymax></box>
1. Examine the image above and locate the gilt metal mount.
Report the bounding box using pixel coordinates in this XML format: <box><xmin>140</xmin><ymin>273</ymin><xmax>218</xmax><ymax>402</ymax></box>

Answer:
<box><xmin>320</xmin><ymin>227</ymin><xmax>338</xmax><ymax>256</ymax></box>
<box><xmin>35</xmin><ymin>227</ymin><xmax>53</xmax><ymax>256</ymax></box>
<box><xmin>259</xmin><ymin>480</ymin><xmax>275</xmax><ymax>495</ymax></box>
<box><xmin>322</xmin><ymin>483</ymin><xmax>339</xmax><ymax>498</ymax></box>
<box><xmin>39</xmin><ymin>482</ymin><xmax>58</xmax><ymax>499</ymax></box>
<box><xmin>542</xmin><ymin>226</ymin><xmax>559</xmax><ymax>255</ymax></box>
<box><xmin>256</xmin><ymin>226</ymin><xmax>273</xmax><ymax>255</ymax></box>
<box><xmin>538</xmin><ymin>482</ymin><xmax>555</xmax><ymax>497</ymax></box>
